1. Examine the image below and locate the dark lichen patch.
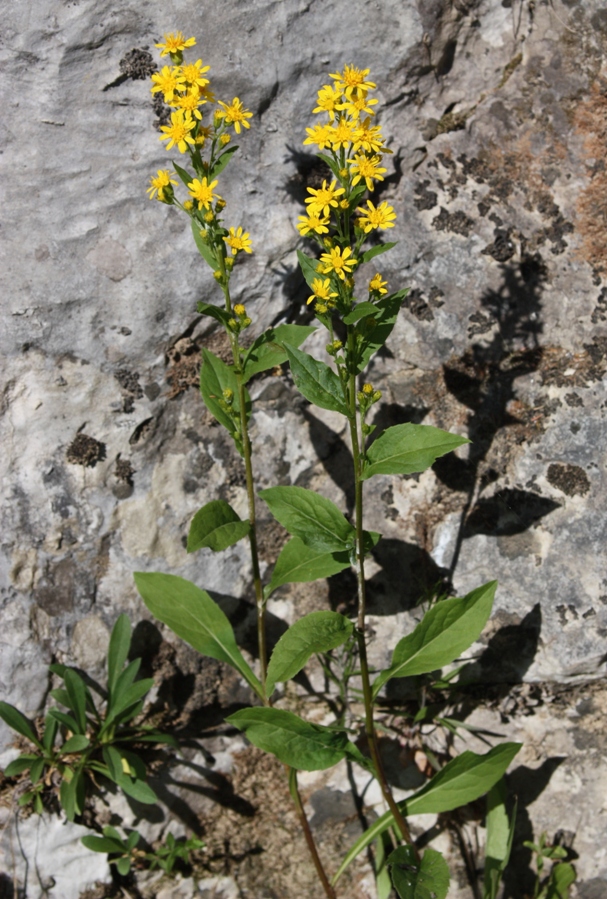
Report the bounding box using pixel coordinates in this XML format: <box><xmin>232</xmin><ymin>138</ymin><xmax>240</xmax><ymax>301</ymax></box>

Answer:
<box><xmin>482</xmin><ymin>228</ymin><xmax>516</xmax><ymax>262</ymax></box>
<box><xmin>546</xmin><ymin>462</ymin><xmax>590</xmax><ymax>496</ymax></box>
<box><xmin>591</xmin><ymin>287</ymin><xmax>607</xmax><ymax>324</ymax></box>
<box><xmin>539</xmin><ymin>341</ymin><xmax>607</xmax><ymax>386</ymax></box>
<box><xmin>114</xmin><ymin>368</ymin><xmax>143</xmax><ymax>398</ymax></box>
<box><xmin>431</xmin><ymin>206</ymin><xmax>474</xmax><ymax>236</ymax></box>
<box><xmin>114</xmin><ymin>456</ymin><xmax>135</xmax><ymax>485</ymax></box>
<box><xmin>166</xmin><ymin>336</ymin><xmax>201</xmax><ymax>398</ymax></box>
<box><xmin>66</xmin><ymin>433</ymin><xmax>106</xmax><ymax>467</ymax></box>
<box><xmin>413</xmin><ymin>179</ymin><xmax>438</xmax><ymax>210</ymax></box>
<box><xmin>564</xmin><ymin>392</ymin><xmax>584</xmax><ymax>407</ymax></box>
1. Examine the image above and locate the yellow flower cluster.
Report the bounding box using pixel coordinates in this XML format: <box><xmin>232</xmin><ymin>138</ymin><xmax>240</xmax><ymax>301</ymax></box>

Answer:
<box><xmin>145</xmin><ymin>33</ymin><xmax>253</xmax><ymax>265</ymax></box>
<box><xmin>298</xmin><ymin>64</ymin><xmax>396</xmax><ymax>241</ymax></box>
<box><xmin>149</xmin><ymin>33</ymin><xmax>253</xmax><ymax>158</ymax></box>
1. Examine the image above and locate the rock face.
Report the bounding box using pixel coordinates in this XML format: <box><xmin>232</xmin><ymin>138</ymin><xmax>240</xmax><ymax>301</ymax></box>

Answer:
<box><xmin>1</xmin><ymin>0</ymin><xmax>606</xmax><ymax>896</ymax></box>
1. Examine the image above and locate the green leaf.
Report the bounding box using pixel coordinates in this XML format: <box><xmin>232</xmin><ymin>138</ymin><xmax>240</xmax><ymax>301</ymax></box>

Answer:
<box><xmin>210</xmin><ymin>144</ymin><xmax>239</xmax><ymax>178</ymax></box>
<box><xmin>363</xmin><ymin>423</ymin><xmax>469</xmax><ymax>480</ymax></box>
<box><xmin>343</xmin><ymin>302</ymin><xmax>379</xmax><ymax>325</ymax></box>
<box><xmin>259</xmin><ymin>485</ymin><xmax>356</xmax><ymax>553</ymax></box>
<box><xmin>264</xmin><ymin>537</ymin><xmax>350</xmax><ymax>598</ymax></box>
<box><xmin>191</xmin><ymin>218</ymin><xmax>218</xmax><ymax>269</ymax></box>
<box><xmin>355</xmin><ymin>290</ymin><xmax>408</xmax><ymax>373</ymax></box>
<box><xmin>283</xmin><ymin>343</ymin><xmax>348</xmax><ymax>415</ymax></box>
<box><xmin>4</xmin><ymin>754</ymin><xmax>39</xmax><ymax>777</ymax></box>
<box><xmin>360</xmin><ymin>242</ymin><xmax>397</xmax><ymax>265</ymax></box>
<box><xmin>50</xmin><ymin>688</ymin><xmax>70</xmax><ymax>707</ymax></box>
<box><xmin>332</xmin><ymin>742</ymin><xmax>521</xmax><ymax>886</ymax></box>
<box><xmin>0</xmin><ymin>702</ymin><xmax>42</xmax><ymax>749</ymax></box>
<box><xmin>375</xmin><ymin>833</ymin><xmax>395</xmax><ymax>899</ymax></box>
<box><xmin>81</xmin><ymin>835</ymin><xmax>127</xmax><ymax>854</ymax></box>
<box><xmin>196</xmin><ymin>301</ymin><xmax>233</xmax><ymax>328</ymax></box>
<box><xmin>242</xmin><ymin>324</ymin><xmax>315</xmax><ymax>382</ymax></box>
<box><xmin>547</xmin><ymin>863</ymin><xmax>576</xmax><ymax>899</ymax></box>
<box><xmin>63</xmin><ymin>669</ymin><xmax>88</xmax><ymax>734</ymax></box>
<box><xmin>297</xmin><ymin>249</ymin><xmax>323</xmax><ymax>291</ymax></box>
<box><xmin>187</xmin><ymin>500</ymin><xmax>251</xmax><ymax>553</ymax></box>
<box><xmin>126</xmin><ymin>830</ymin><xmax>141</xmax><ymax>851</ymax></box>
<box><xmin>266</xmin><ymin>611</ymin><xmax>354</xmax><ymax>696</ymax></box>
<box><xmin>227</xmin><ymin>707</ymin><xmax>350</xmax><ymax>771</ymax></box>
<box><xmin>48</xmin><ymin>709</ymin><xmax>80</xmax><ymax>733</ymax></box>
<box><xmin>61</xmin><ymin>735</ymin><xmax>90</xmax><ymax>754</ymax></box>
<box><xmin>372</xmin><ymin>581</ymin><xmax>497</xmax><ymax>696</ymax></box>
<box><xmin>483</xmin><ymin>779</ymin><xmax>517</xmax><ymax>899</ymax></box>
<box><xmin>172</xmin><ymin>161</ymin><xmax>193</xmax><ymax>189</ymax></box>
<box><xmin>116</xmin><ymin>775</ymin><xmax>158</xmax><ymax>805</ymax></box>
<box><xmin>108</xmin><ymin>614</ymin><xmax>131</xmax><ymax>698</ymax></box>
<box><xmin>106</xmin><ymin>679</ymin><xmax>154</xmax><ymax>722</ymax></box>
<box><xmin>388</xmin><ymin>846</ymin><xmax>449</xmax><ymax>899</ymax></box>
<box><xmin>199</xmin><ymin>348</ymin><xmax>251</xmax><ymax>454</ymax></box>
<box><xmin>316</xmin><ymin>153</ymin><xmax>342</xmax><ymax>181</ymax></box>
<box><xmin>116</xmin><ymin>856</ymin><xmax>132</xmax><ymax>876</ymax></box>
<box><xmin>60</xmin><ymin>767</ymin><xmax>85</xmax><ymax>821</ymax></box>
<box><xmin>134</xmin><ymin>572</ymin><xmax>263</xmax><ymax>698</ymax></box>
<box><xmin>29</xmin><ymin>757</ymin><xmax>45</xmax><ymax>784</ymax></box>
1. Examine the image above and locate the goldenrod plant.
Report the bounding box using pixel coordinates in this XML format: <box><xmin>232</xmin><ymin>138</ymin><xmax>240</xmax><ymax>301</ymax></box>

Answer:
<box><xmin>133</xmin><ymin>33</ymin><xmax>521</xmax><ymax>898</ymax></box>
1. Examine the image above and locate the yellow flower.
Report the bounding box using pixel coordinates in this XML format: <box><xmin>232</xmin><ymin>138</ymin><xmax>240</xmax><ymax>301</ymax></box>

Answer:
<box><xmin>297</xmin><ymin>211</ymin><xmax>330</xmax><ymax>236</ymax></box>
<box><xmin>348</xmin><ymin>153</ymin><xmax>386</xmax><ymax>191</ymax></box>
<box><xmin>336</xmin><ymin>91</ymin><xmax>378</xmax><ymax>120</ymax></box>
<box><xmin>216</xmin><ymin>98</ymin><xmax>253</xmax><ymax>133</ymax></box>
<box><xmin>234</xmin><ymin>304</ymin><xmax>246</xmax><ymax>316</ymax></box>
<box><xmin>305</xmin><ymin>180</ymin><xmax>345</xmax><ymax>217</ymax></box>
<box><xmin>307</xmin><ymin>278</ymin><xmax>338</xmax><ymax>306</ymax></box>
<box><xmin>183</xmin><ymin>200</ymin><xmax>193</xmax><ymax>211</ymax></box>
<box><xmin>150</xmin><ymin>65</ymin><xmax>185</xmax><ymax>103</ymax></box>
<box><xmin>362</xmin><ymin>383</ymin><xmax>374</xmax><ymax>395</ymax></box>
<box><xmin>313</xmin><ymin>84</ymin><xmax>343</xmax><ymax>121</ymax></box>
<box><xmin>303</xmin><ymin>123</ymin><xmax>335</xmax><ymax>149</ymax></box>
<box><xmin>224</xmin><ymin>226</ymin><xmax>253</xmax><ymax>255</ymax></box>
<box><xmin>146</xmin><ymin>169</ymin><xmax>177</xmax><ymax>202</ymax></box>
<box><xmin>174</xmin><ymin>89</ymin><xmax>204</xmax><ymax>119</ymax></box>
<box><xmin>369</xmin><ymin>273</ymin><xmax>388</xmax><ymax>295</ymax></box>
<box><xmin>319</xmin><ymin>245</ymin><xmax>357</xmax><ymax>281</ymax></box>
<box><xmin>330</xmin><ymin>64</ymin><xmax>376</xmax><ymax>99</ymax></box>
<box><xmin>188</xmin><ymin>176</ymin><xmax>220</xmax><ymax>210</ymax></box>
<box><xmin>352</xmin><ymin>118</ymin><xmax>386</xmax><ymax>154</ymax></box>
<box><xmin>328</xmin><ymin>117</ymin><xmax>356</xmax><ymax>150</ymax></box>
<box><xmin>155</xmin><ymin>32</ymin><xmax>196</xmax><ymax>57</ymax></box>
<box><xmin>181</xmin><ymin>59</ymin><xmax>211</xmax><ymax>89</ymax></box>
<box><xmin>356</xmin><ymin>200</ymin><xmax>397</xmax><ymax>232</ymax></box>
<box><xmin>159</xmin><ymin>110</ymin><xmax>196</xmax><ymax>152</ymax></box>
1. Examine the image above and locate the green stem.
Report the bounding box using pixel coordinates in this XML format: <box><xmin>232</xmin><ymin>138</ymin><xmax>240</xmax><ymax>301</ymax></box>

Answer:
<box><xmin>289</xmin><ymin>768</ymin><xmax>337</xmax><ymax>899</ymax></box>
<box><xmin>216</xmin><ymin>253</ymin><xmax>267</xmax><ymax>698</ymax></box>
<box><xmin>345</xmin><ymin>329</ymin><xmax>418</xmax><ymax>854</ymax></box>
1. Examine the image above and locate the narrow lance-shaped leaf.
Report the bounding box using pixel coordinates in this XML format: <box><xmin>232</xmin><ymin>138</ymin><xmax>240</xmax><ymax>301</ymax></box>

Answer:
<box><xmin>387</xmin><ymin>846</ymin><xmax>450</xmax><ymax>899</ymax></box>
<box><xmin>210</xmin><ymin>144</ymin><xmax>239</xmax><ymax>178</ymax></box>
<box><xmin>199</xmin><ymin>348</ymin><xmax>251</xmax><ymax>454</ymax></box>
<box><xmin>172</xmin><ymin>160</ymin><xmax>193</xmax><ymax>189</ymax></box>
<box><xmin>343</xmin><ymin>302</ymin><xmax>379</xmax><ymax>325</ymax></box>
<box><xmin>134</xmin><ymin>572</ymin><xmax>262</xmax><ymax>698</ymax></box>
<box><xmin>0</xmin><ymin>702</ymin><xmax>43</xmax><ymax>750</ymax></box>
<box><xmin>363</xmin><ymin>423</ymin><xmax>469</xmax><ymax>480</ymax></box>
<box><xmin>483</xmin><ymin>779</ymin><xmax>517</xmax><ymax>899</ymax></box>
<box><xmin>259</xmin><ymin>485</ymin><xmax>356</xmax><ymax>553</ymax></box>
<box><xmin>266</xmin><ymin>611</ymin><xmax>354</xmax><ymax>696</ymax></box>
<box><xmin>264</xmin><ymin>536</ymin><xmax>350</xmax><ymax>599</ymax></box>
<box><xmin>197</xmin><ymin>301</ymin><xmax>233</xmax><ymax>328</ymax></box>
<box><xmin>191</xmin><ymin>218</ymin><xmax>218</xmax><ymax>269</ymax></box>
<box><xmin>297</xmin><ymin>249</ymin><xmax>323</xmax><ymax>291</ymax></box>
<box><xmin>242</xmin><ymin>324</ymin><xmax>315</xmax><ymax>382</ymax></box>
<box><xmin>227</xmin><ymin>707</ymin><xmax>350</xmax><ymax>771</ymax></box>
<box><xmin>332</xmin><ymin>742</ymin><xmax>522</xmax><ymax>885</ymax></box>
<box><xmin>360</xmin><ymin>242</ymin><xmax>397</xmax><ymax>265</ymax></box>
<box><xmin>107</xmin><ymin>614</ymin><xmax>131</xmax><ymax>698</ymax></box>
<box><xmin>187</xmin><ymin>500</ymin><xmax>250</xmax><ymax>553</ymax></box>
<box><xmin>283</xmin><ymin>343</ymin><xmax>349</xmax><ymax>415</ymax></box>
<box><xmin>63</xmin><ymin>669</ymin><xmax>88</xmax><ymax>734</ymax></box>
<box><xmin>355</xmin><ymin>290</ymin><xmax>408</xmax><ymax>373</ymax></box>
<box><xmin>373</xmin><ymin>581</ymin><xmax>496</xmax><ymax>697</ymax></box>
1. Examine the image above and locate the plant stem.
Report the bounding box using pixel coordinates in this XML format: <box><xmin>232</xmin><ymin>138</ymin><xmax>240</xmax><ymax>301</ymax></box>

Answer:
<box><xmin>289</xmin><ymin>768</ymin><xmax>337</xmax><ymax>899</ymax></box>
<box><xmin>217</xmin><ymin>262</ymin><xmax>267</xmax><ymax>697</ymax></box>
<box><xmin>345</xmin><ymin>337</ymin><xmax>418</xmax><ymax>854</ymax></box>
